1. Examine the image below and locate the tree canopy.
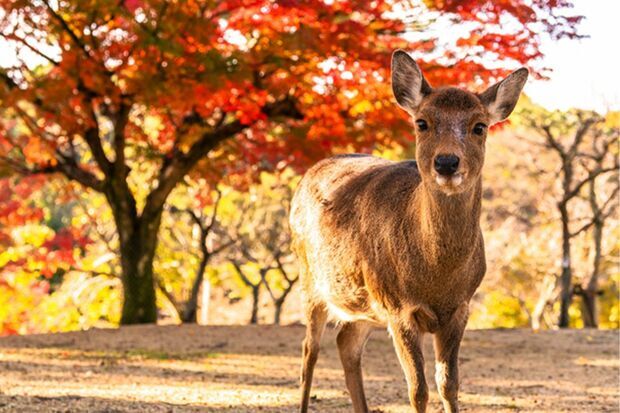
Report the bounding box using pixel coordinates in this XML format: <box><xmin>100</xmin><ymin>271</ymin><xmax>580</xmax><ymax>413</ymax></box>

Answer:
<box><xmin>0</xmin><ymin>0</ymin><xmax>583</xmax><ymax>324</ymax></box>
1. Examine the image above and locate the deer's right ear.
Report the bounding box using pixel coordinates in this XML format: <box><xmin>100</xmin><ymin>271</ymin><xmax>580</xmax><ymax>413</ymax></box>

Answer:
<box><xmin>391</xmin><ymin>50</ymin><xmax>432</xmax><ymax>114</ymax></box>
<box><xmin>479</xmin><ymin>68</ymin><xmax>529</xmax><ymax>124</ymax></box>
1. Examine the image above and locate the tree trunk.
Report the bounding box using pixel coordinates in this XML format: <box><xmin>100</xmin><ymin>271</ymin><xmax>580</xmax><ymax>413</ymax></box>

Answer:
<box><xmin>582</xmin><ymin>218</ymin><xmax>603</xmax><ymax>328</ymax></box>
<box><xmin>558</xmin><ymin>204</ymin><xmax>573</xmax><ymax>328</ymax></box>
<box><xmin>198</xmin><ymin>278</ymin><xmax>211</xmax><ymax>325</ymax></box>
<box><xmin>250</xmin><ymin>286</ymin><xmax>260</xmax><ymax>324</ymax></box>
<box><xmin>273</xmin><ymin>299</ymin><xmax>283</xmax><ymax>325</ymax></box>
<box><xmin>117</xmin><ymin>215</ymin><xmax>161</xmax><ymax>324</ymax></box>
<box><xmin>182</xmin><ymin>251</ymin><xmax>209</xmax><ymax>323</ymax></box>
<box><xmin>580</xmin><ymin>291</ymin><xmax>597</xmax><ymax>328</ymax></box>
<box><xmin>108</xmin><ymin>182</ymin><xmax>161</xmax><ymax>325</ymax></box>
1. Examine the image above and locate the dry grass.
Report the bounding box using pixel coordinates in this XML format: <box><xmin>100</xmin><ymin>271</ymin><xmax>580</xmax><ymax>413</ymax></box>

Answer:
<box><xmin>0</xmin><ymin>325</ymin><xmax>618</xmax><ymax>412</ymax></box>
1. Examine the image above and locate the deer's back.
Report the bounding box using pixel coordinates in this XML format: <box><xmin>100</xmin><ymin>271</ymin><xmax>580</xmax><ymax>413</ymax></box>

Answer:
<box><xmin>290</xmin><ymin>154</ymin><xmax>429</xmax><ymax>324</ymax></box>
<box><xmin>290</xmin><ymin>154</ymin><xmax>419</xmax><ymax>246</ymax></box>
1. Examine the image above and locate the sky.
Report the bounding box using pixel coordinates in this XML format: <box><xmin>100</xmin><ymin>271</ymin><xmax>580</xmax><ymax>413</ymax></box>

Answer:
<box><xmin>524</xmin><ymin>0</ymin><xmax>620</xmax><ymax>113</ymax></box>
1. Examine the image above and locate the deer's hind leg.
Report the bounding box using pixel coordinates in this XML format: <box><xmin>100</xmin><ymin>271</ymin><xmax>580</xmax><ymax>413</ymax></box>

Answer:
<box><xmin>337</xmin><ymin>320</ymin><xmax>373</xmax><ymax>413</ymax></box>
<box><xmin>300</xmin><ymin>301</ymin><xmax>328</xmax><ymax>413</ymax></box>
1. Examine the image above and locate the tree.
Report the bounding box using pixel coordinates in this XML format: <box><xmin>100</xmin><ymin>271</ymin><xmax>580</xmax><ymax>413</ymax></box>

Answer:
<box><xmin>228</xmin><ymin>172</ymin><xmax>298</xmax><ymax>325</ymax></box>
<box><xmin>166</xmin><ymin>188</ymin><xmax>234</xmax><ymax>323</ymax></box>
<box><xmin>0</xmin><ymin>0</ymin><xmax>583</xmax><ymax>324</ymax></box>
<box><xmin>572</xmin><ymin>123</ymin><xmax>619</xmax><ymax>328</ymax></box>
<box><xmin>262</xmin><ymin>255</ymin><xmax>298</xmax><ymax>325</ymax></box>
<box><xmin>469</xmin><ymin>103</ymin><xmax>619</xmax><ymax>330</ymax></box>
<box><xmin>523</xmin><ymin>110</ymin><xmax>619</xmax><ymax>328</ymax></box>
<box><xmin>230</xmin><ymin>260</ymin><xmax>263</xmax><ymax>325</ymax></box>
<box><xmin>0</xmin><ymin>175</ymin><xmax>122</xmax><ymax>335</ymax></box>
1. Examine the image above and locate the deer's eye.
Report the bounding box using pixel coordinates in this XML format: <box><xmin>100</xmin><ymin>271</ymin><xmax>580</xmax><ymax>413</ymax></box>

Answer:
<box><xmin>472</xmin><ymin>122</ymin><xmax>487</xmax><ymax>136</ymax></box>
<box><xmin>415</xmin><ymin>119</ymin><xmax>429</xmax><ymax>131</ymax></box>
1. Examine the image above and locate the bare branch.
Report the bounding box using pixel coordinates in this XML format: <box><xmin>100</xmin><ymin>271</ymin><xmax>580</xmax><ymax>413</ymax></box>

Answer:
<box><xmin>259</xmin><ymin>267</ymin><xmax>278</xmax><ymax>302</ymax></box>
<box><xmin>83</xmin><ymin>122</ymin><xmax>112</xmax><ymax>176</ymax></box>
<box><xmin>0</xmin><ymin>33</ymin><xmax>60</xmax><ymax>66</ymax></box>
<box><xmin>273</xmin><ymin>253</ymin><xmax>297</xmax><ymax>285</ymax></box>
<box><xmin>540</xmin><ymin>125</ymin><xmax>566</xmax><ymax>158</ymax></box>
<box><xmin>231</xmin><ymin>260</ymin><xmax>261</xmax><ymax>288</ymax></box>
<box><xmin>563</xmin><ymin>163</ymin><xmax>619</xmax><ymax>203</ymax></box>
<box><xmin>204</xmin><ymin>188</ymin><xmax>223</xmax><ymax>236</ymax></box>
<box><xmin>572</xmin><ymin>182</ymin><xmax>620</xmax><ymax>238</ymax></box>
<box><xmin>66</xmin><ymin>266</ymin><xmax>118</xmax><ymax>278</ymax></box>
<box><xmin>568</xmin><ymin>117</ymin><xmax>600</xmax><ymax>159</ymax></box>
<box><xmin>155</xmin><ymin>276</ymin><xmax>180</xmax><ymax>314</ymax></box>
<box><xmin>211</xmin><ymin>239</ymin><xmax>235</xmax><ymax>256</ymax></box>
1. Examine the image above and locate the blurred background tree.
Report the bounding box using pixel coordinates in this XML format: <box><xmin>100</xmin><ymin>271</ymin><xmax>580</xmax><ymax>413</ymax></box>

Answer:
<box><xmin>520</xmin><ymin>109</ymin><xmax>618</xmax><ymax>328</ymax></box>
<box><xmin>470</xmin><ymin>104</ymin><xmax>619</xmax><ymax>330</ymax></box>
<box><xmin>225</xmin><ymin>171</ymin><xmax>298</xmax><ymax>325</ymax></box>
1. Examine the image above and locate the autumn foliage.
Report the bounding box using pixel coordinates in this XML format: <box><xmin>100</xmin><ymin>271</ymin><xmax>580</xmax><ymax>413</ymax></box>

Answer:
<box><xmin>0</xmin><ymin>0</ymin><xmax>582</xmax><ymax>326</ymax></box>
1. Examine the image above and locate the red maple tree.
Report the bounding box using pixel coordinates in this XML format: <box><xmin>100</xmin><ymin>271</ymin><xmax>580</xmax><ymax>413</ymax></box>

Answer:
<box><xmin>0</xmin><ymin>0</ymin><xmax>582</xmax><ymax>323</ymax></box>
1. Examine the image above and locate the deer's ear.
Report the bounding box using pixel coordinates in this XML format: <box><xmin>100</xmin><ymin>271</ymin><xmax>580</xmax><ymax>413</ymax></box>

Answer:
<box><xmin>479</xmin><ymin>68</ymin><xmax>528</xmax><ymax>124</ymax></box>
<box><xmin>391</xmin><ymin>50</ymin><xmax>432</xmax><ymax>114</ymax></box>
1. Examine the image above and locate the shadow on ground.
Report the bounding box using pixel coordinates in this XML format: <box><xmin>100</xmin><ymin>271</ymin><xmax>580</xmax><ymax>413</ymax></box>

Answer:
<box><xmin>0</xmin><ymin>325</ymin><xmax>618</xmax><ymax>412</ymax></box>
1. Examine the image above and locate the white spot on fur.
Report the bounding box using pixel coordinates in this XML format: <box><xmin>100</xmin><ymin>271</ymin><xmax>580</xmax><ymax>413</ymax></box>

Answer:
<box><xmin>451</xmin><ymin>123</ymin><xmax>465</xmax><ymax>141</ymax></box>
<box><xmin>326</xmin><ymin>301</ymin><xmax>357</xmax><ymax>323</ymax></box>
<box><xmin>325</xmin><ymin>300</ymin><xmax>382</xmax><ymax>324</ymax></box>
<box><xmin>315</xmin><ymin>276</ymin><xmax>331</xmax><ymax>299</ymax></box>
<box><xmin>435</xmin><ymin>361</ymin><xmax>449</xmax><ymax>388</ymax></box>
<box><xmin>436</xmin><ymin>175</ymin><xmax>447</xmax><ymax>186</ymax></box>
<box><xmin>452</xmin><ymin>174</ymin><xmax>463</xmax><ymax>186</ymax></box>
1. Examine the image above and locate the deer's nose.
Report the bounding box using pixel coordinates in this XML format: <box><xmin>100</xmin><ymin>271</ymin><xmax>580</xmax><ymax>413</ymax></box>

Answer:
<box><xmin>434</xmin><ymin>155</ymin><xmax>460</xmax><ymax>176</ymax></box>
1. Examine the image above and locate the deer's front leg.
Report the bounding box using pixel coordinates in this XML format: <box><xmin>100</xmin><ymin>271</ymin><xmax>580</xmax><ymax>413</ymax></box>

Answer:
<box><xmin>432</xmin><ymin>303</ymin><xmax>468</xmax><ymax>413</ymax></box>
<box><xmin>389</xmin><ymin>318</ymin><xmax>428</xmax><ymax>413</ymax></box>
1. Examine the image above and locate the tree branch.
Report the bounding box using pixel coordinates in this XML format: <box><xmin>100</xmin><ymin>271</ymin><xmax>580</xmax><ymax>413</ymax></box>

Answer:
<box><xmin>0</xmin><ymin>33</ymin><xmax>60</xmax><ymax>66</ymax></box>
<box><xmin>204</xmin><ymin>188</ymin><xmax>223</xmax><ymax>236</ymax></box>
<box><xmin>231</xmin><ymin>260</ymin><xmax>261</xmax><ymax>288</ymax></box>
<box><xmin>1</xmin><ymin>153</ymin><xmax>104</xmax><ymax>192</ymax></box>
<box><xmin>54</xmin><ymin>151</ymin><xmax>105</xmax><ymax>191</ymax></box>
<box><xmin>540</xmin><ymin>124</ymin><xmax>566</xmax><ymax>158</ymax></box>
<box><xmin>571</xmin><ymin>183</ymin><xmax>620</xmax><ymax>237</ymax></box>
<box><xmin>155</xmin><ymin>276</ymin><xmax>180</xmax><ymax>314</ymax></box>
<box><xmin>43</xmin><ymin>1</ymin><xmax>96</xmax><ymax>63</ymax></box>
<box><xmin>259</xmin><ymin>267</ymin><xmax>278</xmax><ymax>302</ymax></box>
<box><xmin>563</xmin><ymin>163</ymin><xmax>619</xmax><ymax>203</ymax></box>
<box><xmin>141</xmin><ymin>95</ymin><xmax>303</xmax><ymax>221</ymax></box>
<box><xmin>82</xmin><ymin>123</ymin><xmax>112</xmax><ymax>176</ymax></box>
<box><xmin>568</xmin><ymin>117</ymin><xmax>600</xmax><ymax>159</ymax></box>
<box><xmin>111</xmin><ymin>101</ymin><xmax>132</xmax><ymax>178</ymax></box>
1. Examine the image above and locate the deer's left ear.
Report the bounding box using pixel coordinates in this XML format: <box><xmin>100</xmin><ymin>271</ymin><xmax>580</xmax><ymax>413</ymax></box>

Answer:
<box><xmin>391</xmin><ymin>50</ymin><xmax>433</xmax><ymax>114</ymax></box>
<box><xmin>479</xmin><ymin>68</ymin><xmax>529</xmax><ymax>124</ymax></box>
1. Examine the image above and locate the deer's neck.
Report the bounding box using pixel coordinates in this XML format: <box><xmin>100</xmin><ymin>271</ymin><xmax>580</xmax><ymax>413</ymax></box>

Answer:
<box><xmin>412</xmin><ymin>178</ymin><xmax>482</xmax><ymax>263</ymax></box>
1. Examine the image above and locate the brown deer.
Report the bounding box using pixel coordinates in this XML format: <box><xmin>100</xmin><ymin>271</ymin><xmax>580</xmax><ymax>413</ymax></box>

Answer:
<box><xmin>289</xmin><ymin>50</ymin><xmax>528</xmax><ymax>413</ymax></box>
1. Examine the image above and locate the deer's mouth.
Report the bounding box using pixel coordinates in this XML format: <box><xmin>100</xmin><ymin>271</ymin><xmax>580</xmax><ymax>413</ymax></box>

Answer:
<box><xmin>434</xmin><ymin>172</ymin><xmax>466</xmax><ymax>190</ymax></box>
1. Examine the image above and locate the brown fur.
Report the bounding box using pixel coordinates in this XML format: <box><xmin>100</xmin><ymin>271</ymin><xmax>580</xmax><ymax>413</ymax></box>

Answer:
<box><xmin>290</xmin><ymin>50</ymin><xmax>527</xmax><ymax>413</ymax></box>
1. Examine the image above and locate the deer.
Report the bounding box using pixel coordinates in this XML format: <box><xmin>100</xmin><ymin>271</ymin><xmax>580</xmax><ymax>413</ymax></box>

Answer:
<box><xmin>289</xmin><ymin>49</ymin><xmax>528</xmax><ymax>413</ymax></box>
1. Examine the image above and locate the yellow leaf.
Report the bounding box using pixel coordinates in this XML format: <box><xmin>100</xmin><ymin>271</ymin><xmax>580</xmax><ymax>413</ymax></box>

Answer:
<box><xmin>350</xmin><ymin>100</ymin><xmax>373</xmax><ymax>116</ymax></box>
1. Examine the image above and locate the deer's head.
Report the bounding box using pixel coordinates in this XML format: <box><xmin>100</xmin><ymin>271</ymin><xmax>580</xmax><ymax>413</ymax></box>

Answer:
<box><xmin>391</xmin><ymin>50</ymin><xmax>528</xmax><ymax>195</ymax></box>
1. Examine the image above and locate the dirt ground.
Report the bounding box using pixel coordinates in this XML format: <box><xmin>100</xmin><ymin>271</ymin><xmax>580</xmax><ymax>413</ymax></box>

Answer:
<box><xmin>0</xmin><ymin>325</ymin><xmax>617</xmax><ymax>412</ymax></box>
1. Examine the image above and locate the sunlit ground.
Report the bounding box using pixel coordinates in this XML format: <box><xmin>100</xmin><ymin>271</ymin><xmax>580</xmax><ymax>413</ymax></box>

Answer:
<box><xmin>0</xmin><ymin>325</ymin><xmax>617</xmax><ymax>412</ymax></box>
